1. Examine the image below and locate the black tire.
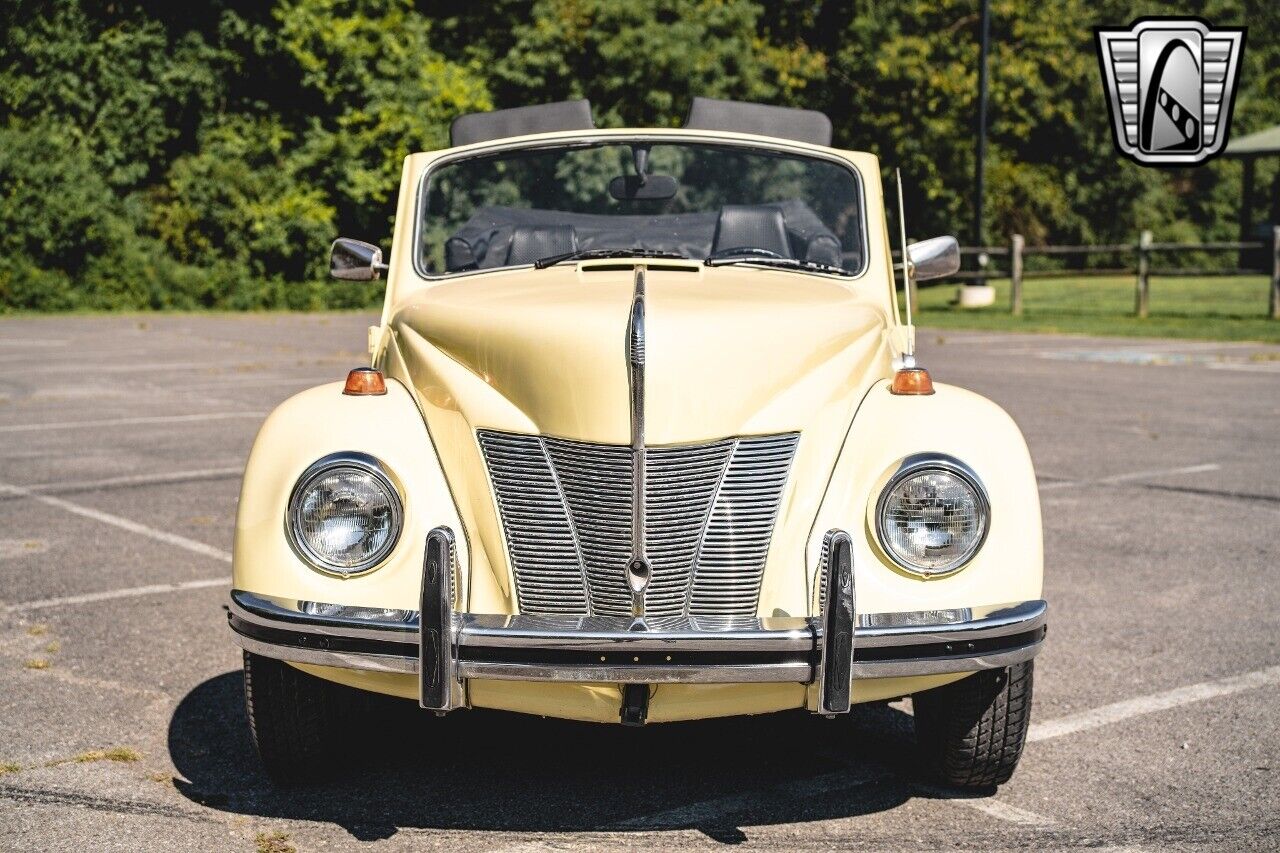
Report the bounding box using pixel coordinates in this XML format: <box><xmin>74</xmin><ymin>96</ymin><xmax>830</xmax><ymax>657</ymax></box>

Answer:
<box><xmin>912</xmin><ymin>661</ymin><xmax>1034</xmax><ymax>789</ymax></box>
<box><xmin>242</xmin><ymin>651</ymin><xmax>370</xmax><ymax>784</ymax></box>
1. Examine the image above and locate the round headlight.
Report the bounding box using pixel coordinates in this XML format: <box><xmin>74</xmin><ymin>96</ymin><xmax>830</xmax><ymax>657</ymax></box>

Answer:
<box><xmin>875</xmin><ymin>457</ymin><xmax>988</xmax><ymax>576</ymax></box>
<box><xmin>287</xmin><ymin>454</ymin><xmax>402</xmax><ymax>575</ymax></box>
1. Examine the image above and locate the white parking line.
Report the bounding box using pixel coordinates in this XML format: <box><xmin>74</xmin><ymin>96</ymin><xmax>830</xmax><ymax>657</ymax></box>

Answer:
<box><xmin>484</xmin><ymin>766</ymin><xmax>897</xmax><ymax>852</ymax></box>
<box><xmin>489</xmin><ymin>663</ymin><xmax>1280</xmax><ymax>843</ymax></box>
<box><xmin>1039</xmin><ymin>463</ymin><xmax>1219</xmax><ymax>491</ymax></box>
<box><xmin>20</xmin><ymin>466</ymin><xmax>243</xmax><ymax>494</ymax></box>
<box><xmin>951</xmin><ymin>797</ymin><xmax>1049</xmax><ymax>826</ymax></box>
<box><xmin>1109</xmin><ymin>340</ymin><xmax>1244</xmax><ymax>353</ymax></box>
<box><xmin>34</xmin><ymin>360</ymin><xmax>272</xmax><ymax>374</ymax></box>
<box><xmin>181</xmin><ymin>376</ymin><xmax>327</xmax><ymax>390</ymax></box>
<box><xmin>483</xmin><ymin>766</ymin><xmax>1053</xmax><ymax>848</ymax></box>
<box><xmin>0</xmin><ymin>480</ymin><xmax>231</xmax><ymax>563</ymax></box>
<box><xmin>1028</xmin><ymin>664</ymin><xmax>1280</xmax><ymax>743</ymax></box>
<box><xmin>1207</xmin><ymin>361</ymin><xmax>1280</xmax><ymax>373</ymax></box>
<box><xmin>0</xmin><ymin>339</ymin><xmax>67</xmax><ymax>347</ymax></box>
<box><xmin>6</xmin><ymin>578</ymin><xmax>228</xmax><ymax>613</ymax></box>
<box><xmin>609</xmin><ymin>766</ymin><xmax>887</xmax><ymax>831</ymax></box>
<box><xmin>0</xmin><ymin>412</ymin><xmax>263</xmax><ymax>434</ymax></box>
<box><xmin>31</xmin><ymin>357</ymin><xmax>349</xmax><ymax>374</ymax></box>
<box><xmin>913</xmin><ymin>784</ymin><xmax>1052</xmax><ymax>826</ymax></box>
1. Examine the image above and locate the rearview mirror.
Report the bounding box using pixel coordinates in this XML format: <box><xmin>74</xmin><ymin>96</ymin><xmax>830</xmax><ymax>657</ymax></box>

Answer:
<box><xmin>609</xmin><ymin>174</ymin><xmax>678</xmax><ymax>201</ymax></box>
<box><xmin>330</xmin><ymin>238</ymin><xmax>387</xmax><ymax>281</ymax></box>
<box><xmin>907</xmin><ymin>236</ymin><xmax>960</xmax><ymax>282</ymax></box>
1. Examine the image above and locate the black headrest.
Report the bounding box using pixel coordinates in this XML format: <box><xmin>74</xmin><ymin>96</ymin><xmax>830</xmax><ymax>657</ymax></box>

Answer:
<box><xmin>684</xmin><ymin>97</ymin><xmax>832</xmax><ymax>146</ymax></box>
<box><xmin>450</xmin><ymin>100</ymin><xmax>596</xmax><ymax>147</ymax></box>
<box><xmin>505</xmin><ymin>225</ymin><xmax>578</xmax><ymax>267</ymax></box>
<box><xmin>712</xmin><ymin>206</ymin><xmax>792</xmax><ymax>259</ymax></box>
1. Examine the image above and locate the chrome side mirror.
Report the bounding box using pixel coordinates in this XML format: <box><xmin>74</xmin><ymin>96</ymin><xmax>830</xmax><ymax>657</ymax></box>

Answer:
<box><xmin>907</xmin><ymin>236</ymin><xmax>960</xmax><ymax>282</ymax></box>
<box><xmin>330</xmin><ymin>238</ymin><xmax>388</xmax><ymax>281</ymax></box>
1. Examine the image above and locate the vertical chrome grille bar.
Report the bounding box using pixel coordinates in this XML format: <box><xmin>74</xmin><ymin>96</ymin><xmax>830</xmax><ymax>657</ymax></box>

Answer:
<box><xmin>478</xmin><ymin>431</ymin><xmax>589</xmax><ymax>614</ymax></box>
<box><xmin>544</xmin><ymin>438</ymin><xmax>632</xmax><ymax>614</ymax></box>
<box><xmin>686</xmin><ymin>440</ymin><xmax>737</xmax><ymax>616</ymax></box>
<box><xmin>817</xmin><ymin>529</ymin><xmax>854</xmax><ymax>714</ymax></box>
<box><xmin>539</xmin><ymin>436</ymin><xmax>593</xmax><ymax>616</ymax></box>
<box><xmin>652</xmin><ymin>438</ymin><xmax>734</xmax><ymax>616</ymax></box>
<box><xmin>688</xmin><ymin>433</ymin><xmax>799</xmax><ymax>615</ymax></box>
<box><xmin>420</xmin><ymin>526</ymin><xmax>459</xmax><ymax>711</ymax></box>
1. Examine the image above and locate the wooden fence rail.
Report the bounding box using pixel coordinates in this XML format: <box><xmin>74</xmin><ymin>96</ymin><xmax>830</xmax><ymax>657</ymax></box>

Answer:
<box><xmin>899</xmin><ymin>226</ymin><xmax>1280</xmax><ymax>320</ymax></box>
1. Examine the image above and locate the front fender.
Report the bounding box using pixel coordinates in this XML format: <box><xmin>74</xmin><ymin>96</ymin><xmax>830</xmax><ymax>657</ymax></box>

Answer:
<box><xmin>232</xmin><ymin>380</ymin><xmax>466</xmax><ymax>611</ymax></box>
<box><xmin>809</xmin><ymin>379</ymin><xmax>1043</xmax><ymax>616</ymax></box>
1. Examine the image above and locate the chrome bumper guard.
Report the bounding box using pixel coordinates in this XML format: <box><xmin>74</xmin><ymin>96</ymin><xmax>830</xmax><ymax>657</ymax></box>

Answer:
<box><xmin>227</xmin><ymin>529</ymin><xmax>1047</xmax><ymax>715</ymax></box>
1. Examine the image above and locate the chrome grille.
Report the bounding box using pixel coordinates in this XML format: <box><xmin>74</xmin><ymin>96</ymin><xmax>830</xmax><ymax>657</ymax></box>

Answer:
<box><xmin>543</xmin><ymin>437</ymin><xmax>633</xmax><ymax>615</ymax></box>
<box><xmin>645</xmin><ymin>439</ymin><xmax>734</xmax><ymax>614</ymax></box>
<box><xmin>815</xmin><ymin>531</ymin><xmax>833</xmax><ymax>613</ymax></box>
<box><xmin>690</xmin><ymin>436</ymin><xmax>800</xmax><ymax>613</ymax></box>
<box><xmin>479</xmin><ymin>430</ymin><xmax>798</xmax><ymax>617</ymax></box>
<box><xmin>477</xmin><ymin>432</ymin><xmax>588</xmax><ymax>614</ymax></box>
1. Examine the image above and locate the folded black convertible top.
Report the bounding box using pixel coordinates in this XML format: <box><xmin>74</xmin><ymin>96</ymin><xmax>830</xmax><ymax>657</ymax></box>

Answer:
<box><xmin>449</xmin><ymin>98</ymin><xmax>833</xmax><ymax>147</ymax></box>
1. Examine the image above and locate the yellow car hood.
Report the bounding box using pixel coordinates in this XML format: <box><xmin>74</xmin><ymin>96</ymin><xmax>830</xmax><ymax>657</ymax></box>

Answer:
<box><xmin>392</xmin><ymin>264</ymin><xmax>888</xmax><ymax>444</ymax></box>
<box><xmin>386</xmin><ymin>263</ymin><xmax>892</xmax><ymax>613</ymax></box>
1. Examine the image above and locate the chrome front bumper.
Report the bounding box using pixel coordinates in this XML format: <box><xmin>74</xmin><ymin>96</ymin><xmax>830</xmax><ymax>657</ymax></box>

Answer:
<box><xmin>228</xmin><ymin>529</ymin><xmax>1046</xmax><ymax>715</ymax></box>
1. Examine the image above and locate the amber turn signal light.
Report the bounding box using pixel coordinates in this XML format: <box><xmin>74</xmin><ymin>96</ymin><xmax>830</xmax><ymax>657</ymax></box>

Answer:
<box><xmin>890</xmin><ymin>367</ymin><xmax>934</xmax><ymax>395</ymax></box>
<box><xmin>343</xmin><ymin>367</ymin><xmax>387</xmax><ymax>396</ymax></box>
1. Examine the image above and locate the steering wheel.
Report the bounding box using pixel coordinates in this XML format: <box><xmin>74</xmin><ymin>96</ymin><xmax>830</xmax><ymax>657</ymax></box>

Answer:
<box><xmin>706</xmin><ymin>246</ymin><xmax>785</xmax><ymax>261</ymax></box>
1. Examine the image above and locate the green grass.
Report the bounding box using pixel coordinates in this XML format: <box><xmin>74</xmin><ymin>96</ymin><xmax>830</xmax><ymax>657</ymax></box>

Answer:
<box><xmin>3</xmin><ymin>276</ymin><xmax>1276</xmax><ymax>343</ymax></box>
<box><xmin>909</xmin><ymin>276</ymin><xmax>1279</xmax><ymax>343</ymax></box>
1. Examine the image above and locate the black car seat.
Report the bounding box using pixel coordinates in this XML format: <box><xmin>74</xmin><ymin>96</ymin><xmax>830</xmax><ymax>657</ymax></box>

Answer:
<box><xmin>803</xmin><ymin>233</ymin><xmax>843</xmax><ymax>268</ymax></box>
<box><xmin>505</xmin><ymin>225</ymin><xmax>578</xmax><ymax>266</ymax></box>
<box><xmin>445</xmin><ymin>236</ymin><xmax>478</xmax><ymax>272</ymax></box>
<box><xmin>711</xmin><ymin>206</ymin><xmax>792</xmax><ymax>258</ymax></box>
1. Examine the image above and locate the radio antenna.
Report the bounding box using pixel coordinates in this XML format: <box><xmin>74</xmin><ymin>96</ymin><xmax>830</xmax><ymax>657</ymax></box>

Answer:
<box><xmin>894</xmin><ymin>168</ymin><xmax>914</xmax><ymax>360</ymax></box>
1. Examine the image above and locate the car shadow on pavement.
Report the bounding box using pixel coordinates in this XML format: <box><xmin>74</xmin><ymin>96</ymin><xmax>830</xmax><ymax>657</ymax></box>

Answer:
<box><xmin>168</xmin><ymin>671</ymin><xmax>963</xmax><ymax>842</ymax></box>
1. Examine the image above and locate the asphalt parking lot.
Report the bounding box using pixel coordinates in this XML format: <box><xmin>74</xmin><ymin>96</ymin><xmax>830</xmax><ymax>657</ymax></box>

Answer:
<box><xmin>1</xmin><ymin>312</ymin><xmax>1278</xmax><ymax>851</ymax></box>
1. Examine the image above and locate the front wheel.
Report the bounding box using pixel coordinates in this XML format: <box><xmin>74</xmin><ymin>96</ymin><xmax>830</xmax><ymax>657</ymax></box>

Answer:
<box><xmin>242</xmin><ymin>651</ymin><xmax>371</xmax><ymax>784</ymax></box>
<box><xmin>912</xmin><ymin>661</ymin><xmax>1034</xmax><ymax>788</ymax></box>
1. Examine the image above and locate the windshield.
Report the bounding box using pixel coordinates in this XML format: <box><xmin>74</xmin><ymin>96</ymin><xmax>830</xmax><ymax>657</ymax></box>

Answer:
<box><xmin>418</xmin><ymin>141</ymin><xmax>864</xmax><ymax>276</ymax></box>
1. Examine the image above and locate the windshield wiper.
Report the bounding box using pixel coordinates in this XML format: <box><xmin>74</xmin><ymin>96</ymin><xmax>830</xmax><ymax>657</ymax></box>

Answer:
<box><xmin>534</xmin><ymin>248</ymin><xmax>687</xmax><ymax>268</ymax></box>
<box><xmin>704</xmin><ymin>255</ymin><xmax>853</xmax><ymax>276</ymax></box>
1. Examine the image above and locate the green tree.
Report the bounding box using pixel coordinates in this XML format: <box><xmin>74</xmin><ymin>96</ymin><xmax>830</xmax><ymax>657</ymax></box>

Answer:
<box><xmin>0</xmin><ymin>118</ymin><xmax>212</xmax><ymax>311</ymax></box>
<box><xmin>150</xmin><ymin>116</ymin><xmax>334</xmax><ymax>284</ymax></box>
<box><xmin>0</xmin><ymin>0</ymin><xmax>232</xmax><ymax>188</ymax></box>
<box><xmin>490</xmin><ymin>0</ymin><xmax>824</xmax><ymax>127</ymax></box>
<box><xmin>274</xmin><ymin>0</ymin><xmax>491</xmax><ymax>237</ymax></box>
<box><xmin>0</xmin><ymin>0</ymin><xmax>1277</xmax><ymax>311</ymax></box>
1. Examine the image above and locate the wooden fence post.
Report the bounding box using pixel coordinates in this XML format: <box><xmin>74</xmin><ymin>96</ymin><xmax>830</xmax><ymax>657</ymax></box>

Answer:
<box><xmin>1010</xmin><ymin>234</ymin><xmax>1025</xmax><ymax>316</ymax></box>
<box><xmin>1270</xmin><ymin>225</ymin><xmax>1280</xmax><ymax>320</ymax></box>
<box><xmin>1135</xmin><ymin>230</ymin><xmax>1152</xmax><ymax>319</ymax></box>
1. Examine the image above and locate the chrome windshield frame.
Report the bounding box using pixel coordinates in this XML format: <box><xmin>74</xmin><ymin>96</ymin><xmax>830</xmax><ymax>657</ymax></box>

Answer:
<box><xmin>410</xmin><ymin>130</ymin><xmax>870</xmax><ymax>283</ymax></box>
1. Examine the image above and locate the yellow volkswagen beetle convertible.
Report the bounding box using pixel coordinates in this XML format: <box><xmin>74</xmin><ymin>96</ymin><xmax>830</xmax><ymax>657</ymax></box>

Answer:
<box><xmin>228</xmin><ymin>98</ymin><xmax>1045</xmax><ymax>787</ymax></box>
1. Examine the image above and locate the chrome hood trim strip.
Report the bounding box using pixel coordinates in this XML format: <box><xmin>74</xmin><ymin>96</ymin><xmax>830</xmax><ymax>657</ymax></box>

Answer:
<box><xmin>625</xmin><ymin>265</ymin><xmax>650</xmax><ymax>616</ymax></box>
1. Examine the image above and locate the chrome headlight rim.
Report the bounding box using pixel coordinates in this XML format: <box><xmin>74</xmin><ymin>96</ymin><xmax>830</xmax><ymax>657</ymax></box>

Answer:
<box><xmin>285</xmin><ymin>451</ymin><xmax>404</xmax><ymax>577</ymax></box>
<box><xmin>874</xmin><ymin>453</ymin><xmax>990</xmax><ymax>578</ymax></box>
